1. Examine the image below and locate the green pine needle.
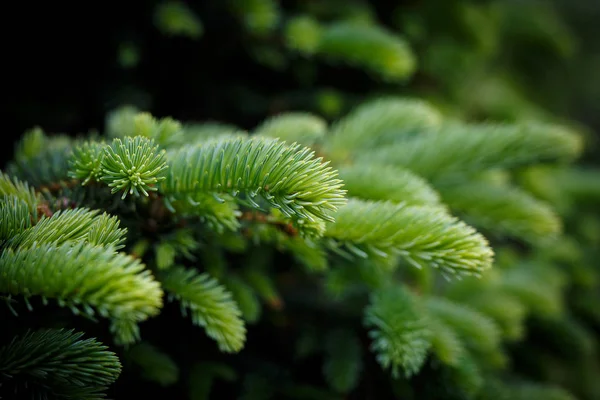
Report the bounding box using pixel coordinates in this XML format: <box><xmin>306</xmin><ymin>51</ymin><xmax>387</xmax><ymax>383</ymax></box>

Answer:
<box><xmin>324</xmin><ymin>198</ymin><xmax>494</xmax><ymax>277</ymax></box>
<box><xmin>161</xmin><ymin>137</ymin><xmax>347</xmax><ymax>224</ymax></box>
<box><xmin>364</xmin><ymin>286</ymin><xmax>431</xmax><ymax>378</ymax></box>
<box><xmin>0</xmin><ymin>242</ymin><xmax>163</xmax><ymax>324</ymax></box>
<box><xmin>8</xmin><ymin>208</ymin><xmax>127</xmax><ymax>250</ymax></box>
<box><xmin>101</xmin><ymin>136</ymin><xmax>169</xmax><ymax>199</ymax></box>
<box><xmin>0</xmin><ymin>329</ymin><xmax>121</xmax><ymax>399</ymax></box>
<box><xmin>160</xmin><ymin>266</ymin><xmax>246</xmax><ymax>353</ymax></box>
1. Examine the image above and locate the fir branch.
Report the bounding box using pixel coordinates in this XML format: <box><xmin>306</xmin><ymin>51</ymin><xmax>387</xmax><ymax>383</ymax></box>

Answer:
<box><xmin>364</xmin><ymin>286</ymin><xmax>431</xmax><ymax>378</ymax></box>
<box><xmin>471</xmin><ymin>292</ymin><xmax>527</xmax><ymax>341</ymax></box>
<box><xmin>253</xmin><ymin>111</ymin><xmax>328</xmax><ymax>148</ymax></box>
<box><xmin>426</xmin><ymin>297</ymin><xmax>501</xmax><ymax>359</ymax></box>
<box><xmin>0</xmin><ymin>172</ymin><xmax>39</xmax><ymax>215</ymax></box>
<box><xmin>182</xmin><ymin>122</ymin><xmax>247</xmax><ymax>144</ymax></box>
<box><xmin>324</xmin><ymin>198</ymin><xmax>494</xmax><ymax>277</ymax></box>
<box><xmin>160</xmin><ymin>137</ymin><xmax>347</xmax><ymax>224</ymax></box>
<box><xmin>337</xmin><ymin>164</ymin><xmax>442</xmax><ymax>206</ymax></box>
<box><xmin>428</xmin><ymin>317</ymin><xmax>466</xmax><ymax>366</ymax></box>
<box><xmin>105</xmin><ymin>107</ymin><xmax>185</xmax><ymax>147</ymax></box>
<box><xmin>359</xmin><ymin>122</ymin><xmax>583</xmax><ymax>182</ymax></box>
<box><xmin>224</xmin><ymin>275</ymin><xmax>262</xmax><ymax>323</ymax></box>
<box><xmin>317</xmin><ymin>22</ymin><xmax>416</xmax><ymax>82</ymax></box>
<box><xmin>159</xmin><ymin>266</ymin><xmax>246</xmax><ymax>353</ymax></box>
<box><xmin>499</xmin><ymin>263</ymin><xmax>565</xmax><ymax>317</ymax></box>
<box><xmin>0</xmin><ymin>242</ymin><xmax>163</xmax><ymax>326</ymax></box>
<box><xmin>0</xmin><ymin>329</ymin><xmax>121</xmax><ymax>399</ymax></box>
<box><xmin>7</xmin><ymin>133</ymin><xmax>74</xmax><ymax>188</ymax></box>
<box><xmin>100</xmin><ymin>136</ymin><xmax>169</xmax><ymax>199</ymax></box>
<box><xmin>68</xmin><ymin>140</ymin><xmax>106</xmax><ymax>185</ymax></box>
<box><xmin>169</xmin><ymin>192</ymin><xmax>241</xmax><ymax>233</ymax></box>
<box><xmin>7</xmin><ymin>208</ymin><xmax>127</xmax><ymax>250</ymax></box>
<box><xmin>0</xmin><ymin>196</ymin><xmax>33</xmax><ymax>242</ymax></box>
<box><xmin>324</xmin><ymin>97</ymin><xmax>442</xmax><ymax>158</ymax></box>
<box><xmin>439</xmin><ymin>180</ymin><xmax>562</xmax><ymax>243</ymax></box>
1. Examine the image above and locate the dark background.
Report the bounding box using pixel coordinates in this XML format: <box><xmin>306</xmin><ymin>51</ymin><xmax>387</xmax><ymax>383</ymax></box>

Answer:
<box><xmin>4</xmin><ymin>0</ymin><xmax>599</xmax><ymax>162</ymax></box>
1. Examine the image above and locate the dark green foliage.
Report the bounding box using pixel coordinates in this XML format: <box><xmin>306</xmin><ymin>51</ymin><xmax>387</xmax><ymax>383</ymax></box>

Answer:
<box><xmin>0</xmin><ymin>329</ymin><xmax>121</xmax><ymax>400</ymax></box>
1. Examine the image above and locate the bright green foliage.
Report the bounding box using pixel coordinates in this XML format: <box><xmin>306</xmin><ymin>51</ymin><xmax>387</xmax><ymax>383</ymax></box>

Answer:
<box><xmin>338</xmin><ymin>164</ymin><xmax>441</xmax><ymax>206</ymax></box>
<box><xmin>161</xmin><ymin>137</ymin><xmax>347</xmax><ymax>225</ymax></box>
<box><xmin>0</xmin><ymin>242</ymin><xmax>162</xmax><ymax>329</ymax></box>
<box><xmin>364</xmin><ymin>286</ymin><xmax>431</xmax><ymax>378</ymax></box>
<box><xmin>4</xmin><ymin>0</ymin><xmax>600</xmax><ymax>398</ymax></box>
<box><xmin>440</xmin><ymin>181</ymin><xmax>562</xmax><ymax>243</ymax></box>
<box><xmin>7</xmin><ymin>130</ymin><xmax>74</xmax><ymax>187</ymax></box>
<box><xmin>3</xmin><ymin>98</ymin><xmax>593</xmax><ymax>398</ymax></box>
<box><xmin>360</xmin><ymin>122</ymin><xmax>583</xmax><ymax>182</ymax></box>
<box><xmin>0</xmin><ymin>172</ymin><xmax>38</xmax><ymax>213</ymax></box>
<box><xmin>101</xmin><ymin>136</ymin><xmax>169</xmax><ymax>199</ymax></box>
<box><xmin>68</xmin><ymin>140</ymin><xmax>106</xmax><ymax>185</ymax></box>
<box><xmin>159</xmin><ymin>266</ymin><xmax>246</xmax><ymax>352</ymax></box>
<box><xmin>0</xmin><ymin>329</ymin><xmax>121</xmax><ymax>400</ymax></box>
<box><xmin>0</xmin><ymin>196</ymin><xmax>33</xmax><ymax>242</ymax></box>
<box><xmin>499</xmin><ymin>263</ymin><xmax>566</xmax><ymax>317</ymax></box>
<box><xmin>253</xmin><ymin>112</ymin><xmax>328</xmax><ymax>147</ymax></box>
<box><xmin>318</xmin><ymin>22</ymin><xmax>416</xmax><ymax>81</ymax></box>
<box><xmin>324</xmin><ymin>199</ymin><xmax>493</xmax><ymax>277</ymax></box>
<box><xmin>70</xmin><ymin>135</ymin><xmax>170</xmax><ymax>199</ymax></box>
<box><xmin>7</xmin><ymin>208</ymin><xmax>126</xmax><ymax>250</ymax></box>
<box><xmin>426</xmin><ymin>297</ymin><xmax>502</xmax><ymax>363</ymax></box>
<box><xmin>428</xmin><ymin>318</ymin><xmax>466</xmax><ymax>366</ymax></box>
<box><xmin>325</xmin><ymin>97</ymin><xmax>442</xmax><ymax>157</ymax></box>
<box><xmin>13</xmin><ymin>127</ymin><xmax>48</xmax><ymax>161</ymax></box>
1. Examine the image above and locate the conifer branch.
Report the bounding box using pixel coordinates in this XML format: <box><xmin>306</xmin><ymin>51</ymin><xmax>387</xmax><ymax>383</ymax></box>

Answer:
<box><xmin>324</xmin><ymin>97</ymin><xmax>442</xmax><ymax>159</ymax></box>
<box><xmin>253</xmin><ymin>111</ymin><xmax>328</xmax><ymax>148</ymax></box>
<box><xmin>160</xmin><ymin>137</ymin><xmax>347</xmax><ymax>224</ymax></box>
<box><xmin>0</xmin><ymin>172</ymin><xmax>39</xmax><ymax>215</ymax></box>
<box><xmin>317</xmin><ymin>22</ymin><xmax>416</xmax><ymax>81</ymax></box>
<box><xmin>0</xmin><ymin>329</ymin><xmax>121</xmax><ymax>400</ymax></box>
<box><xmin>439</xmin><ymin>180</ymin><xmax>562</xmax><ymax>243</ymax></box>
<box><xmin>0</xmin><ymin>242</ymin><xmax>163</xmax><ymax>327</ymax></box>
<box><xmin>338</xmin><ymin>164</ymin><xmax>442</xmax><ymax>206</ymax></box>
<box><xmin>0</xmin><ymin>196</ymin><xmax>33</xmax><ymax>242</ymax></box>
<box><xmin>324</xmin><ymin>198</ymin><xmax>494</xmax><ymax>277</ymax></box>
<box><xmin>7</xmin><ymin>208</ymin><xmax>127</xmax><ymax>250</ymax></box>
<box><xmin>428</xmin><ymin>317</ymin><xmax>466</xmax><ymax>366</ymax></box>
<box><xmin>364</xmin><ymin>286</ymin><xmax>431</xmax><ymax>378</ymax></box>
<box><xmin>359</xmin><ymin>122</ymin><xmax>583</xmax><ymax>182</ymax></box>
<box><xmin>159</xmin><ymin>266</ymin><xmax>246</xmax><ymax>353</ymax></box>
<box><xmin>426</xmin><ymin>297</ymin><xmax>501</xmax><ymax>359</ymax></box>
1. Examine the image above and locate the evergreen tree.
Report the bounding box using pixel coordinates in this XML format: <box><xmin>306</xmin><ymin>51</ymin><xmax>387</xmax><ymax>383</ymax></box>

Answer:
<box><xmin>2</xmin><ymin>1</ymin><xmax>599</xmax><ymax>399</ymax></box>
